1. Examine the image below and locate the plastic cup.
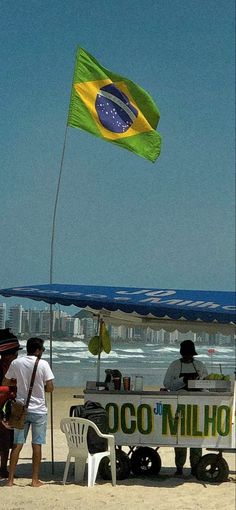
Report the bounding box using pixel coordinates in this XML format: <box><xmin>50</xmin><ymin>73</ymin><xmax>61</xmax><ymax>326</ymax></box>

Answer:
<box><xmin>113</xmin><ymin>377</ymin><xmax>121</xmax><ymax>390</ymax></box>
<box><xmin>134</xmin><ymin>375</ymin><xmax>143</xmax><ymax>391</ymax></box>
<box><xmin>123</xmin><ymin>377</ymin><xmax>131</xmax><ymax>391</ymax></box>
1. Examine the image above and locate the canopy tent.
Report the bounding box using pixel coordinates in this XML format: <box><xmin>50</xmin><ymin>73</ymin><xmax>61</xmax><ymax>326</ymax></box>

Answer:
<box><xmin>0</xmin><ymin>283</ymin><xmax>235</xmax><ymax>334</ymax></box>
<box><xmin>0</xmin><ymin>282</ymin><xmax>235</xmax><ymax>473</ymax></box>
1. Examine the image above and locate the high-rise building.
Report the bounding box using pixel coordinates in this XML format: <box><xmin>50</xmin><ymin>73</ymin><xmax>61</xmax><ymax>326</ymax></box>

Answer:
<box><xmin>21</xmin><ymin>310</ymin><xmax>29</xmax><ymax>334</ymax></box>
<box><xmin>81</xmin><ymin>317</ymin><xmax>96</xmax><ymax>339</ymax></box>
<box><xmin>58</xmin><ymin>311</ymin><xmax>71</xmax><ymax>333</ymax></box>
<box><xmin>0</xmin><ymin>303</ymin><xmax>6</xmax><ymax>328</ymax></box>
<box><xmin>169</xmin><ymin>330</ymin><xmax>179</xmax><ymax>344</ymax></box>
<box><xmin>163</xmin><ymin>331</ymin><xmax>171</xmax><ymax>345</ymax></box>
<box><xmin>8</xmin><ymin>305</ymin><xmax>23</xmax><ymax>334</ymax></box>
<box><xmin>109</xmin><ymin>325</ymin><xmax>127</xmax><ymax>341</ymax></box>
<box><xmin>109</xmin><ymin>325</ymin><xmax>120</xmax><ymax>340</ymax></box>
<box><xmin>146</xmin><ymin>328</ymin><xmax>159</xmax><ymax>344</ymax></box>
<box><xmin>127</xmin><ymin>327</ymin><xmax>134</xmax><ymax>341</ymax></box>
<box><xmin>40</xmin><ymin>310</ymin><xmax>51</xmax><ymax>334</ymax></box>
<box><xmin>29</xmin><ymin>309</ymin><xmax>41</xmax><ymax>334</ymax></box>
<box><xmin>32</xmin><ymin>309</ymin><xmax>60</xmax><ymax>335</ymax></box>
<box><xmin>65</xmin><ymin>317</ymin><xmax>80</xmax><ymax>337</ymax></box>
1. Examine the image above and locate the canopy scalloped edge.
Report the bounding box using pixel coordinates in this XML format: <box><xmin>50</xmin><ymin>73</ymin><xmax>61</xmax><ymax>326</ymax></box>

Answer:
<box><xmin>0</xmin><ymin>283</ymin><xmax>235</xmax><ymax>335</ymax></box>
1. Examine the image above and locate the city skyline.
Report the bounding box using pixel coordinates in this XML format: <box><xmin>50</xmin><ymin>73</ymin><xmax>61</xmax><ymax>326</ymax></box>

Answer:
<box><xmin>0</xmin><ymin>302</ymin><xmax>233</xmax><ymax>346</ymax></box>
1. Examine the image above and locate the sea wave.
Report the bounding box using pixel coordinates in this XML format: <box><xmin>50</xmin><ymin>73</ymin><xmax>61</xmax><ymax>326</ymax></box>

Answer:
<box><xmin>15</xmin><ymin>340</ymin><xmax>235</xmax><ymax>387</ymax></box>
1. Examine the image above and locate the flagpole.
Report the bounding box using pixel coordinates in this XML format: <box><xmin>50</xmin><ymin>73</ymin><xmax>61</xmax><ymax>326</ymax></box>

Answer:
<box><xmin>50</xmin><ymin>126</ymin><xmax>69</xmax><ymax>284</ymax></box>
<box><xmin>48</xmin><ymin>47</ymin><xmax>78</xmax><ymax>474</ymax></box>
<box><xmin>49</xmin><ymin>125</ymin><xmax>69</xmax><ymax>473</ymax></box>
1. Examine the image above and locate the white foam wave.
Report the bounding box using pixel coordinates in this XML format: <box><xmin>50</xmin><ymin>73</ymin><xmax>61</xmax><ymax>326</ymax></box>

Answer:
<box><xmin>116</xmin><ymin>354</ymin><xmax>146</xmax><ymax>359</ymax></box>
<box><xmin>54</xmin><ymin>360</ymin><xmax>82</xmax><ymax>365</ymax></box>
<box><xmin>115</xmin><ymin>348</ymin><xmax>144</xmax><ymax>353</ymax></box>
<box><xmin>50</xmin><ymin>340</ymin><xmax>87</xmax><ymax>348</ymax></box>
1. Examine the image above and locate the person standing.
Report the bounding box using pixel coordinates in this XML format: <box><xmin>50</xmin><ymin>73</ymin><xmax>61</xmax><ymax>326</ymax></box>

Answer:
<box><xmin>163</xmin><ymin>339</ymin><xmax>208</xmax><ymax>476</ymax></box>
<box><xmin>3</xmin><ymin>337</ymin><xmax>54</xmax><ymax>487</ymax></box>
<box><xmin>0</xmin><ymin>328</ymin><xmax>22</xmax><ymax>478</ymax></box>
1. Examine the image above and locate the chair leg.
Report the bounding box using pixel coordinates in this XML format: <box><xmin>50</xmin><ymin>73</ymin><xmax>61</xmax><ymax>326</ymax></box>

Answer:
<box><xmin>87</xmin><ymin>456</ymin><xmax>101</xmax><ymax>487</ymax></box>
<box><xmin>110</xmin><ymin>452</ymin><xmax>116</xmax><ymax>486</ymax></box>
<box><xmin>74</xmin><ymin>458</ymin><xmax>86</xmax><ymax>483</ymax></box>
<box><xmin>63</xmin><ymin>454</ymin><xmax>71</xmax><ymax>485</ymax></box>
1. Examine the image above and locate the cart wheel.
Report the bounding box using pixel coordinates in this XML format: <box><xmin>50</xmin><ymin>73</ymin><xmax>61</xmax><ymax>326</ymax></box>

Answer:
<box><xmin>196</xmin><ymin>454</ymin><xmax>229</xmax><ymax>483</ymax></box>
<box><xmin>131</xmin><ymin>447</ymin><xmax>162</xmax><ymax>476</ymax></box>
<box><xmin>99</xmin><ymin>449</ymin><xmax>130</xmax><ymax>480</ymax></box>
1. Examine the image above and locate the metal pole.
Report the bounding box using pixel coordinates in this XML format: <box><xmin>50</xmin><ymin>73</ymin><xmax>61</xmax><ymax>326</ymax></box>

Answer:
<box><xmin>49</xmin><ymin>126</ymin><xmax>69</xmax><ymax>473</ymax></box>
<box><xmin>49</xmin><ymin>303</ymin><xmax>54</xmax><ymax>473</ymax></box>
<box><xmin>49</xmin><ymin>127</ymin><xmax>69</xmax><ymax>284</ymax></box>
<box><xmin>96</xmin><ymin>316</ymin><xmax>101</xmax><ymax>383</ymax></box>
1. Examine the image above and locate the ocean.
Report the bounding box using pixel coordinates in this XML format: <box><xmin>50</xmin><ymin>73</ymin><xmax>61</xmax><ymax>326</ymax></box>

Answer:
<box><xmin>17</xmin><ymin>340</ymin><xmax>236</xmax><ymax>388</ymax></box>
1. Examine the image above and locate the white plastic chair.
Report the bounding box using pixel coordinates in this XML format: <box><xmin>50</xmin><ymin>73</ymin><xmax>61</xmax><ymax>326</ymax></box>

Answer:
<box><xmin>60</xmin><ymin>417</ymin><xmax>116</xmax><ymax>487</ymax></box>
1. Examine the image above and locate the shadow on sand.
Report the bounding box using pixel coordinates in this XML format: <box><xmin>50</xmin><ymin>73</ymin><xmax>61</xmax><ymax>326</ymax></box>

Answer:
<box><xmin>0</xmin><ymin>461</ymin><xmax>234</xmax><ymax>488</ymax></box>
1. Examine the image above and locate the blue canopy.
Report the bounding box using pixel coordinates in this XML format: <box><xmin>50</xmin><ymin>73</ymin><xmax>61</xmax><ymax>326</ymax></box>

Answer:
<box><xmin>0</xmin><ymin>283</ymin><xmax>235</xmax><ymax>334</ymax></box>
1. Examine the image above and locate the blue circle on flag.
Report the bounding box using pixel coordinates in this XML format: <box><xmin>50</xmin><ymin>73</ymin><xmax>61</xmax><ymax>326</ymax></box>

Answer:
<box><xmin>95</xmin><ymin>84</ymin><xmax>138</xmax><ymax>133</ymax></box>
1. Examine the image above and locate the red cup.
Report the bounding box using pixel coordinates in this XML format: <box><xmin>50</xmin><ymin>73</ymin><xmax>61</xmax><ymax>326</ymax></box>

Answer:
<box><xmin>123</xmin><ymin>377</ymin><xmax>131</xmax><ymax>391</ymax></box>
<box><xmin>113</xmin><ymin>377</ymin><xmax>121</xmax><ymax>390</ymax></box>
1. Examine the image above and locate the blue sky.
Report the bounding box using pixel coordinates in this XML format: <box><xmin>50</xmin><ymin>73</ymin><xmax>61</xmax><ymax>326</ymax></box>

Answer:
<box><xmin>0</xmin><ymin>0</ymin><xmax>235</xmax><ymax>312</ymax></box>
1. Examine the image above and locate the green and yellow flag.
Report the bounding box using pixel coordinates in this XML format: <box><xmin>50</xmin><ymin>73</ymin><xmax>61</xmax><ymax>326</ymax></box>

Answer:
<box><xmin>68</xmin><ymin>48</ymin><xmax>161</xmax><ymax>162</ymax></box>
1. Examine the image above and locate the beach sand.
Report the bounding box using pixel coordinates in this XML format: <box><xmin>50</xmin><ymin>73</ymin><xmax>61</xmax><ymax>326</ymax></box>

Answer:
<box><xmin>1</xmin><ymin>387</ymin><xmax>235</xmax><ymax>510</ymax></box>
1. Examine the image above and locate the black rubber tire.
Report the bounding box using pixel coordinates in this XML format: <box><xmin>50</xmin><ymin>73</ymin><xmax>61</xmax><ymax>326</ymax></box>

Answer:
<box><xmin>196</xmin><ymin>453</ymin><xmax>229</xmax><ymax>483</ymax></box>
<box><xmin>98</xmin><ymin>449</ymin><xmax>130</xmax><ymax>480</ymax></box>
<box><xmin>130</xmin><ymin>447</ymin><xmax>162</xmax><ymax>476</ymax></box>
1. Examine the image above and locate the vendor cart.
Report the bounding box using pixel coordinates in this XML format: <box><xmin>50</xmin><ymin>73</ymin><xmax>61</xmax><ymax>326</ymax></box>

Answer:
<box><xmin>82</xmin><ymin>376</ymin><xmax>236</xmax><ymax>483</ymax></box>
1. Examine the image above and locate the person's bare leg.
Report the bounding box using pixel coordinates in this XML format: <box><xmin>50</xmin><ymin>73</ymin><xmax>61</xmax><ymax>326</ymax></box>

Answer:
<box><xmin>7</xmin><ymin>444</ymin><xmax>23</xmax><ymax>486</ymax></box>
<box><xmin>31</xmin><ymin>444</ymin><xmax>44</xmax><ymax>487</ymax></box>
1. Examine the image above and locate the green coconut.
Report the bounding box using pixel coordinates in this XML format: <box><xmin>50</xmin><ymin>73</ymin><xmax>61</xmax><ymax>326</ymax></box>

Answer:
<box><xmin>102</xmin><ymin>326</ymin><xmax>111</xmax><ymax>354</ymax></box>
<box><xmin>88</xmin><ymin>335</ymin><xmax>101</xmax><ymax>355</ymax></box>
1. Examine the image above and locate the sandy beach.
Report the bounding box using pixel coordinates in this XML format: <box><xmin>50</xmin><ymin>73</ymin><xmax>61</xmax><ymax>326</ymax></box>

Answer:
<box><xmin>1</xmin><ymin>387</ymin><xmax>235</xmax><ymax>510</ymax></box>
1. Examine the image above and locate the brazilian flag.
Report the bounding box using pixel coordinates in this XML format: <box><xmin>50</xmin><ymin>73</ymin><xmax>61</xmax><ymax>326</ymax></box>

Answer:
<box><xmin>68</xmin><ymin>48</ymin><xmax>161</xmax><ymax>163</ymax></box>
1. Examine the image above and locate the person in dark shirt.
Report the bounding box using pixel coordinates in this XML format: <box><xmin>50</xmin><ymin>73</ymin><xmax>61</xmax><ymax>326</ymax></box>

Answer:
<box><xmin>0</xmin><ymin>329</ymin><xmax>22</xmax><ymax>478</ymax></box>
<box><xmin>163</xmin><ymin>339</ymin><xmax>208</xmax><ymax>476</ymax></box>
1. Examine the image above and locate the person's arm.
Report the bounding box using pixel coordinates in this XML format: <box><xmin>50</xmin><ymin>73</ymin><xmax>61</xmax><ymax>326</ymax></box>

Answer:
<box><xmin>42</xmin><ymin>361</ymin><xmax>55</xmax><ymax>392</ymax></box>
<box><xmin>2</xmin><ymin>363</ymin><xmax>17</xmax><ymax>387</ymax></box>
<box><xmin>2</xmin><ymin>373</ymin><xmax>17</xmax><ymax>385</ymax></box>
<box><xmin>2</xmin><ymin>376</ymin><xmax>12</xmax><ymax>386</ymax></box>
<box><xmin>163</xmin><ymin>364</ymin><xmax>173</xmax><ymax>390</ymax></box>
<box><xmin>164</xmin><ymin>360</ymin><xmax>185</xmax><ymax>391</ymax></box>
<box><xmin>45</xmin><ymin>379</ymin><xmax>54</xmax><ymax>392</ymax></box>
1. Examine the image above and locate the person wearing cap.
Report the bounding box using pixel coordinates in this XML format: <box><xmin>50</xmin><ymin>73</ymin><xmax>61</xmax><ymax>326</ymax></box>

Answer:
<box><xmin>0</xmin><ymin>328</ymin><xmax>22</xmax><ymax>478</ymax></box>
<box><xmin>163</xmin><ymin>339</ymin><xmax>208</xmax><ymax>476</ymax></box>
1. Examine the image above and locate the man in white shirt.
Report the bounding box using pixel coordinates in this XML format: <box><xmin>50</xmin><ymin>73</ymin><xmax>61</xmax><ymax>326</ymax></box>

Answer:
<box><xmin>163</xmin><ymin>340</ymin><xmax>208</xmax><ymax>476</ymax></box>
<box><xmin>3</xmin><ymin>337</ymin><xmax>54</xmax><ymax>487</ymax></box>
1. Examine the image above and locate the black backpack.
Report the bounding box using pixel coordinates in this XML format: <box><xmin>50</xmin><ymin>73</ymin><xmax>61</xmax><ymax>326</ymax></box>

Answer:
<box><xmin>69</xmin><ymin>401</ymin><xmax>108</xmax><ymax>453</ymax></box>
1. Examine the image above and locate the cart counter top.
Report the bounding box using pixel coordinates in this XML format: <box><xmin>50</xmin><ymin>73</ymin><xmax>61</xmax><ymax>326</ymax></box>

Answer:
<box><xmin>83</xmin><ymin>389</ymin><xmax>233</xmax><ymax>397</ymax></box>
